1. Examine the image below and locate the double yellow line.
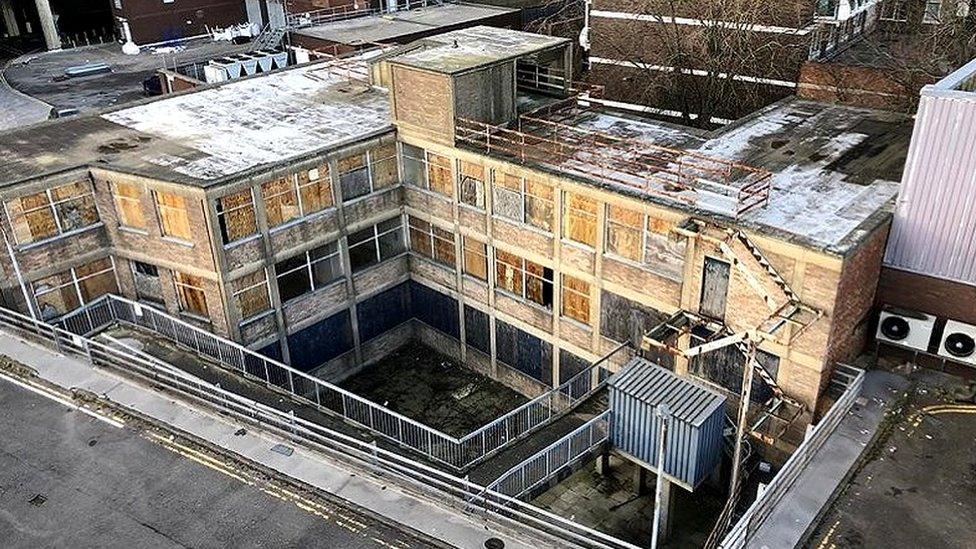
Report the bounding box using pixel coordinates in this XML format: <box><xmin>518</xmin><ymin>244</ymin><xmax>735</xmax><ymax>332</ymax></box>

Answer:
<box><xmin>919</xmin><ymin>403</ymin><xmax>976</xmax><ymax>416</ymax></box>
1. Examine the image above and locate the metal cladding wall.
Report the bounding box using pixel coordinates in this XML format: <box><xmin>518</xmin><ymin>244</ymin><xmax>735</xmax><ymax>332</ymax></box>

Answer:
<box><xmin>885</xmin><ymin>59</ymin><xmax>976</xmax><ymax>288</ymax></box>
<box><xmin>609</xmin><ymin>358</ymin><xmax>726</xmax><ymax>490</ymax></box>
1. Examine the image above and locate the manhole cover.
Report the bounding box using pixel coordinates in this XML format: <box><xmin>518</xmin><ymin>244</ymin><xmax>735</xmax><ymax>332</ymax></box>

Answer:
<box><xmin>484</xmin><ymin>538</ymin><xmax>504</xmax><ymax>549</ymax></box>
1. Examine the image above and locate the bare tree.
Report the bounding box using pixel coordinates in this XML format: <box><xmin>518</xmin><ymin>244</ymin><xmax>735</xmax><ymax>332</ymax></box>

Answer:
<box><xmin>588</xmin><ymin>0</ymin><xmax>809</xmax><ymax>127</ymax></box>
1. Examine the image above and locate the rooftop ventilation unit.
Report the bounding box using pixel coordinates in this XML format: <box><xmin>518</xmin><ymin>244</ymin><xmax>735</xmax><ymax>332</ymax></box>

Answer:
<box><xmin>210</xmin><ymin>57</ymin><xmax>242</xmax><ymax>79</ymax></box>
<box><xmin>233</xmin><ymin>54</ymin><xmax>259</xmax><ymax>76</ymax></box>
<box><xmin>253</xmin><ymin>52</ymin><xmax>274</xmax><ymax>73</ymax></box>
<box><xmin>876</xmin><ymin>307</ymin><xmax>936</xmax><ymax>352</ymax></box>
<box><xmin>202</xmin><ymin>64</ymin><xmax>229</xmax><ymax>84</ymax></box>
<box><xmin>938</xmin><ymin>320</ymin><xmax>976</xmax><ymax>366</ymax></box>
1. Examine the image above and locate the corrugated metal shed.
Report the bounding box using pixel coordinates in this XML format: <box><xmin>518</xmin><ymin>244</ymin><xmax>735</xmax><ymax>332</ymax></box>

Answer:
<box><xmin>884</xmin><ymin>58</ymin><xmax>976</xmax><ymax>287</ymax></box>
<box><xmin>609</xmin><ymin>358</ymin><xmax>726</xmax><ymax>491</ymax></box>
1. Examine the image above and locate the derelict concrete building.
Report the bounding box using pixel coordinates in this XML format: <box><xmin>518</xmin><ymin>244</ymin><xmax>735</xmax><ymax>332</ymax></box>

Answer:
<box><xmin>0</xmin><ymin>26</ymin><xmax>910</xmax><ymax>431</ymax></box>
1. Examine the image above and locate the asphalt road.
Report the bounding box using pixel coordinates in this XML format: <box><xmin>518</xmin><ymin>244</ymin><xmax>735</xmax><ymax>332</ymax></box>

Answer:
<box><xmin>0</xmin><ymin>378</ymin><xmax>441</xmax><ymax>549</ymax></box>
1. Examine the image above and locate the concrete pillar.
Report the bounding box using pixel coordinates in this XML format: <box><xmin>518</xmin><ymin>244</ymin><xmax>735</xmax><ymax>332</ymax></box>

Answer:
<box><xmin>653</xmin><ymin>476</ymin><xmax>675</xmax><ymax>544</ymax></box>
<box><xmin>635</xmin><ymin>466</ymin><xmax>649</xmax><ymax>496</ymax></box>
<box><xmin>33</xmin><ymin>0</ymin><xmax>60</xmax><ymax>50</ymax></box>
<box><xmin>595</xmin><ymin>450</ymin><xmax>610</xmax><ymax>475</ymax></box>
<box><xmin>1</xmin><ymin>0</ymin><xmax>19</xmax><ymax>37</ymax></box>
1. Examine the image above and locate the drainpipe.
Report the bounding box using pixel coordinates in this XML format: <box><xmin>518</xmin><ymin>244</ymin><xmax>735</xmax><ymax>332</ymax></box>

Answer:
<box><xmin>651</xmin><ymin>404</ymin><xmax>671</xmax><ymax>549</ymax></box>
<box><xmin>33</xmin><ymin>0</ymin><xmax>61</xmax><ymax>51</ymax></box>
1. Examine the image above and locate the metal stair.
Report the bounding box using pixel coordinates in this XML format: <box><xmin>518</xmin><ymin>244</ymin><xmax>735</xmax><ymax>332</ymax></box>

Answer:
<box><xmin>251</xmin><ymin>24</ymin><xmax>286</xmax><ymax>51</ymax></box>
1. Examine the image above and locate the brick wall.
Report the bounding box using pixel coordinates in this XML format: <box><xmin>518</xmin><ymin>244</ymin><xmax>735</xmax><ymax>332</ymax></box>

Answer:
<box><xmin>797</xmin><ymin>61</ymin><xmax>935</xmax><ymax>112</ymax></box>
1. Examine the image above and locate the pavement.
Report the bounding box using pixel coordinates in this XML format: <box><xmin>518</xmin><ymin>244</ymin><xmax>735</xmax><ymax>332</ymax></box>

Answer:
<box><xmin>743</xmin><ymin>370</ymin><xmax>910</xmax><ymax>549</ymax></box>
<box><xmin>2</xmin><ymin>39</ymin><xmax>249</xmax><ymax>114</ymax></box>
<box><xmin>0</xmin><ymin>373</ymin><xmax>439</xmax><ymax>549</ymax></box>
<box><xmin>0</xmin><ymin>60</ymin><xmax>49</xmax><ymax>132</ymax></box>
<box><xmin>806</xmin><ymin>366</ymin><xmax>976</xmax><ymax>549</ymax></box>
<box><xmin>0</xmin><ymin>329</ymin><xmax>541</xmax><ymax>549</ymax></box>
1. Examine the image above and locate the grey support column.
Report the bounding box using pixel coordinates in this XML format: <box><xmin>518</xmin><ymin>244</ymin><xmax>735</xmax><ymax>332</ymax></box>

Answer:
<box><xmin>1</xmin><ymin>0</ymin><xmax>20</xmax><ymax>37</ymax></box>
<box><xmin>33</xmin><ymin>0</ymin><xmax>61</xmax><ymax>50</ymax></box>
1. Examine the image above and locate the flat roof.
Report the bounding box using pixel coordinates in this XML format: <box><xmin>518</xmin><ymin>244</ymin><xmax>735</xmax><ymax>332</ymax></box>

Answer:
<box><xmin>512</xmin><ymin>98</ymin><xmax>912</xmax><ymax>253</ymax></box>
<box><xmin>389</xmin><ymin>25</ymin><xmax>569</xmax><ymax>74</ymax></box>
<box><xmin>0</xmin><ymin>60</ymin><xmax>391</xmax><ymax>188</ymax></box>
<box><xmin>293</xmin><ymin>3</ymin><xmax>519</xmax><ymax>46</ymax></box>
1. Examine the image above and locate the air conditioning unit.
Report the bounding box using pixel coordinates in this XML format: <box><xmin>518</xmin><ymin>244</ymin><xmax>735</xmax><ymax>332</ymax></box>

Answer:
<box><xmin>938</xmin><ymin>320</ymin><xmax>976</xmax><ymax>366</ymax></box>
<box><xmin>876</xmin><ymin>307</ymin><xmax>936</xmax><ymax>352</ymax></box>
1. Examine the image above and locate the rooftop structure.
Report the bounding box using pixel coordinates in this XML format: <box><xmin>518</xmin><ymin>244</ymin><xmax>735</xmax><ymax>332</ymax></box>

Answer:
<box><xmin>291</xmin><ymin>3</ymin><xmax>521</xmax><ymax>49</ymax></box>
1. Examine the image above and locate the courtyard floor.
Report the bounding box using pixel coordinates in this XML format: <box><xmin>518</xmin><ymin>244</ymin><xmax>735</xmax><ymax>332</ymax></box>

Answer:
<box><xmin>532</xmin><ymin>453</ymin><xmax>724</xmax><ymax>548</ymax></box>
<box><xmin>339</xmin><ymin>341</ymin><xmax>529</xmax><ymax>438</ymax></box>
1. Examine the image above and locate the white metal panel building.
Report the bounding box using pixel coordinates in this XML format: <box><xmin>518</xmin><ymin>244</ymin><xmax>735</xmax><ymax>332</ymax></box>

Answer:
<box><xmin>884</xmin><ymin>58</ymin><xmax>976</xmax><ymax>286</ymax></box>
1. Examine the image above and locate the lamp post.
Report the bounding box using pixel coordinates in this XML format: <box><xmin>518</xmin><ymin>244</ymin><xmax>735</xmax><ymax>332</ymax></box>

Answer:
<box><xmin>651</xmin><ymin>403</ymin><xmax>671</xmax><ymax>549</ymax></box>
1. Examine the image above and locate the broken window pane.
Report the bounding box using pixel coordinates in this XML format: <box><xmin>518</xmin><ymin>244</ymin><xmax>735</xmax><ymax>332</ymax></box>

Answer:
<box><xmin>459</xmin><ymin>161</ymin><xmax>485</xmax><ymax>209</ymax></box>
<box><xmin>524</xmin><ymin>180</ymin><xmax>554</xmax><ymax>232</ymax></box>
<box><xmin>216</xmin><ymin>189</ymin><xmax>257</xmax><ymax>244</ymax></box>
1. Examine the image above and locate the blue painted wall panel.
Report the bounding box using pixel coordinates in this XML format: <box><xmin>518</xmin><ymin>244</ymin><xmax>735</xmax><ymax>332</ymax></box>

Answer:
<box><xmin>358</xmin><ymin>283</ymin><xmax>411</xmax><ymax>343</ymax></box>
<box><xmin>409</xmin><ymin>281</ymin><xmax>459</xmax><ymax>338</ymax></box>
<box><xmin>464</xmin><ymin>305</ymin><xmax>490</xmax><ymax>354</ymax></box>
<box><xmin>286</xmin><ymin>310</ymin><xmax>354</xmax><ymax>372</ymax></box>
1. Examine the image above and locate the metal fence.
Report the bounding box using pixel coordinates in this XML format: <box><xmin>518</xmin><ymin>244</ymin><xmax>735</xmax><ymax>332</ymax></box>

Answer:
<box><xmin>58</xmin><ymin>295</ymin><xmax>621</xmax><ymax>470</ymax></box>
<box><xmin>719</xmin><ymin>366</ymin><xmax>866</xmax><ymax>548</ymax></box>
<box><xmin>487</xmin><ymin>411</ymin><xmax>611</xmax><ymax>500</ymax></box>
<box><xmin>0</xmin><ymin>304</ymin><xmax>639</xmax><ymax>549</ymax></box>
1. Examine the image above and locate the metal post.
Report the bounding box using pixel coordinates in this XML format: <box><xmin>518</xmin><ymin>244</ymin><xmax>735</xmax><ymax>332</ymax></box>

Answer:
<box><xmin>651</xmin><ymin>404</ymin><xmax>671</xmax><ymax>549</ymax></box>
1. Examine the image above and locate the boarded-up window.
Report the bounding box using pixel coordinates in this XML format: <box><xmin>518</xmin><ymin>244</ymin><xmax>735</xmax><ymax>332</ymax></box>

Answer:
<box><xmin>339</xmin><ymin>153</ymin><xmax>370</xmax><ymax>201</ymax></box>
<box><xmin>6</xmin><ymin>180</ymin><xmax>100</xmax><ymax>245</ymax></box>
<box><xmin>298</xmin><ymin>165</ymin><xmax>333</xmax><ymax>214</ymax></box>
<box><xmin>112</xmin><ymin>182</ymin><xmax>146</xmax><ymax>230</ymax></box>
<box><xmin>408</xmin><ymin>215</ymin><xmax>455</xmax><ymax>267</ymax></box>
<box><xmin>216</xmin><ymin>189</ymin><xmax>257</xmax><ymax>244</ymax></box>
<box><xmin>606</xmin><ymin>205</ymin><xmax>642</xmax><ymax>261</ymax></box>
<box><xmin>459</xmin><ymin>161</ymin><xmax>485</xmax><ymax>209</ymax></box>
<box><xmin>495</xmin><ymin>248</ymin><xmax>553</xmax><ymax>308</ymax></box>
<box><xmin>561</xmin><ymin>274</ymin><xmax>590</xmax><ymax>324</ymax></box>
<box><xmin>524</xmin><ymin>180</ymin><xmax>554</xmax><ymax>232</ymax></box>
<box><xmin>493</xmin><ymin>173</ymin><xmax>523</xmax><ymax>221</ymax></box>
<box><xmin>33</xmin><ymin>257</ymin><xmax>118</xmax><ymax>320</ymax></box>
<box><xmin>233</xmin><ymin>269</ymin><xmax>271</xmax><ymax>321</ymax></box>
<box><xmin>427</xmin><ymin>152</ymin><xmax>454</xmax><ymax>197</ymax></box>
<box><xmin>174</xmin><ymin>272</ymin><xmax>209</xmax><ymax>318</ymax></box>
<box><xmin>462</xmin><ymin>237</ymin><xmax>488</xmax><ymax>280</ymax></box>
<box><xmin>132</xmin><ymin>261</ymin><xmax>163</xmax><ymax>304</ymax></box>
<box><xmin>262</xmin><ymin>177</ymin><xmax>300</xmax><ymax>227</ymax></box>
<box><xmin>644</xmin><ymin>216</ymin><xmax>686</xmax><ymax>281</ymax></box>
<box><xmin>370</xmin><ymin>144</ymin><xmax>398</xmax><ymax>190</ymax></box>
<box><xmin>563</xmin><ymin>192</ymin><xmax>597</xmax><ymax>247</ymax></box>
<box><xmin>155</xmin><ymin>191</ymin><xmax>192</xmax><ymax>241</ymax></box>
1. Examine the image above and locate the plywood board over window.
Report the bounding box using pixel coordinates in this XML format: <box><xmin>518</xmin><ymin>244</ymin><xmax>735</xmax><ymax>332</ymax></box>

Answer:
<box><xmin>216</xmin><ymin>189</ymin><xmax>257</xmax><ymax>244</ymax></box>
<box><xmin>561</xmin><ymin>274</ymin><xmax>591</xmax><ymax>324</ymax></box>
<box><xmin>564</xmin><ymin>192</ymin><xmax>598</xmax><ymax>247</ymax></box>
<box><xmin>233</xmin><ymin>269</ymin><xmax>271</xmax><ymax>321</ymax></box>
<box><xmin>459</xmin><ymin>161</ymin><xmax>486</xmax><ymax>210</ymax></box>
<box><xmin>298</xmin><ymin>164</ymin><xmax>333</xmax><ymax>214</ymax></box>
<box><xmin>463</xmin><ymin>237</ymin><xmax>488</xmax><ymax>280</ymax></box>
<box><xmin>524</xmin><ymin>179</ymin><xmax>554</xmax><ymax>232</ymax></box>
<box><xmin>32</xmin><ymin>257</ymin><xmax>118</xmax><ymax>320</ymax></box>
<box><xmin>174</xmin><ymin>271</ymin><xmax>209</xmax><ymax>318</ymax></box>
<box><xmin>427</xmin><ymin>153</ymin><xmax>454</xmax><ymax>198</ymax></box>
<box><xmin>606</xmin><ymin>204</ymin><xmax>643</xmax><ymax>261</ymax></box>
<box><xmin>112</xmin><ymin>182</ymin><xmax>146</xmax><ymax>230</ymax></box>
<box><xmin>262</xmin><ymin>177</ymin><xmax>301</xmax><ymax>227</ymax></box>
<box><xmin>408</xmin><ymin>215</ymin><xmax>455</xmax><ymax>266</ymax></box>
<box><xmin>5</xmin><ymin>180</ymin><xmax>100</xmax><ymax>245</ymax></box>
<box><xmin>155</xmin><ymin>191</ymin><xmax>193</xmax><ymax>241</ymax></box>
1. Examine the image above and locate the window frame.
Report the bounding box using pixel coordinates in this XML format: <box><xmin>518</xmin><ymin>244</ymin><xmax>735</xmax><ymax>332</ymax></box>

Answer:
<box><xmin>32</xmin><ymin>257</ymin><xmax>118</xmax><ymax>320</ymax></box>
<box><xmin>462</xmin><ymin>236</ymin><xmax>488</xmax><ymax>281</ymax></box>
<box><xmin>347</xmin><ymin>217</ymin><xmax>405</xmax><ymax>274</ymax></box>
<box><xmin>492</xmin><ymin>173</ymin><xmax>555</xmax><ymax>233</ymax></box>
<box><xmin>408</xmin><ymin>215</ymin><xmax>456</xmax><ymax>267</ymax></box>
<box><xmin>562</xmin><ymin>191</ymin><xmax>598</xmax><ymax>248</ymax></box>
<box><xmin>5</xmin><ymin>180</ymin><xmax>101</xmax><ymax>246</ymax></box>
<box><xmin>216</xmin><ymin>188</ymin><xmax>258</xmax><ymax>245</ymax></box>
<box><xmin>402</xmin><ymin>144</ymin><xmax>454</xmax><ymax>199</ymax></box>
<box><xmin>111</xmin><ymin>181</ymin><xmax>147</xmax><ymax>231</ymax></box>
<box><xmin>232</xmin><ymin>268</ymin><xmax>273</xmax><ymax>323</ymax></box>
<box><xmin>154</xmin><ymin>190</ymin><xmax>193</xmax><ymax>242</ymax></box>
<box><xmin>494</xmin><ymin>248</ymin><xmax>554</xmax><ymax>309</ymax></box>
<box><xmin>173</xmin><ymin>271</ymin><xmax>209</xmax><ymax>319</ymax></box>
<box><xmin>560</xmin><ymin>274</ymin><xmax>591</xmax><ymax>325</ymax></box>
<box><xmin>458</xmin><ymin>161</ymin><xmax>486</xmax><ymax>210</ymax></box>
<box><xmin>274</xmin><ymin>241</ymin><xmax>343</xmax><ymax>304</ymax></box>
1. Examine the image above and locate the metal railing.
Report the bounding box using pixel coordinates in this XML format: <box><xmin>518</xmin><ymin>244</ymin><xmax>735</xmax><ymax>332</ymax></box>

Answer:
<box><xmin>58</xmin><ymin>295</ymin><xmax>621</xmax><ymax>470</ymax></box>
<box><xmin>487</xmin><ymin>411</ymin><xmax>611</xmax><ymax>500</ymax></box>
<box><xmin>0</xmin><ymin>304</ymin><xmax>639</xmax><ymax>549</ymax></box>
<box><xmin>718</xmin><ymin>366</ymin><xmax>865</xmax><ymax>548</ymax></box>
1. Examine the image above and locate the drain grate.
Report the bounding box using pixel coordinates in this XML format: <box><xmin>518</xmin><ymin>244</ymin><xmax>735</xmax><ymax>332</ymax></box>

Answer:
<box><xmin>28</xmin><ymin>494</ymin><xmax>46</xmax><ymax>507</ymax></box>
<box><xmin>484</xmin><ymin>537</ymin><xmax>504</xmax><ymax>549</ymax></box>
